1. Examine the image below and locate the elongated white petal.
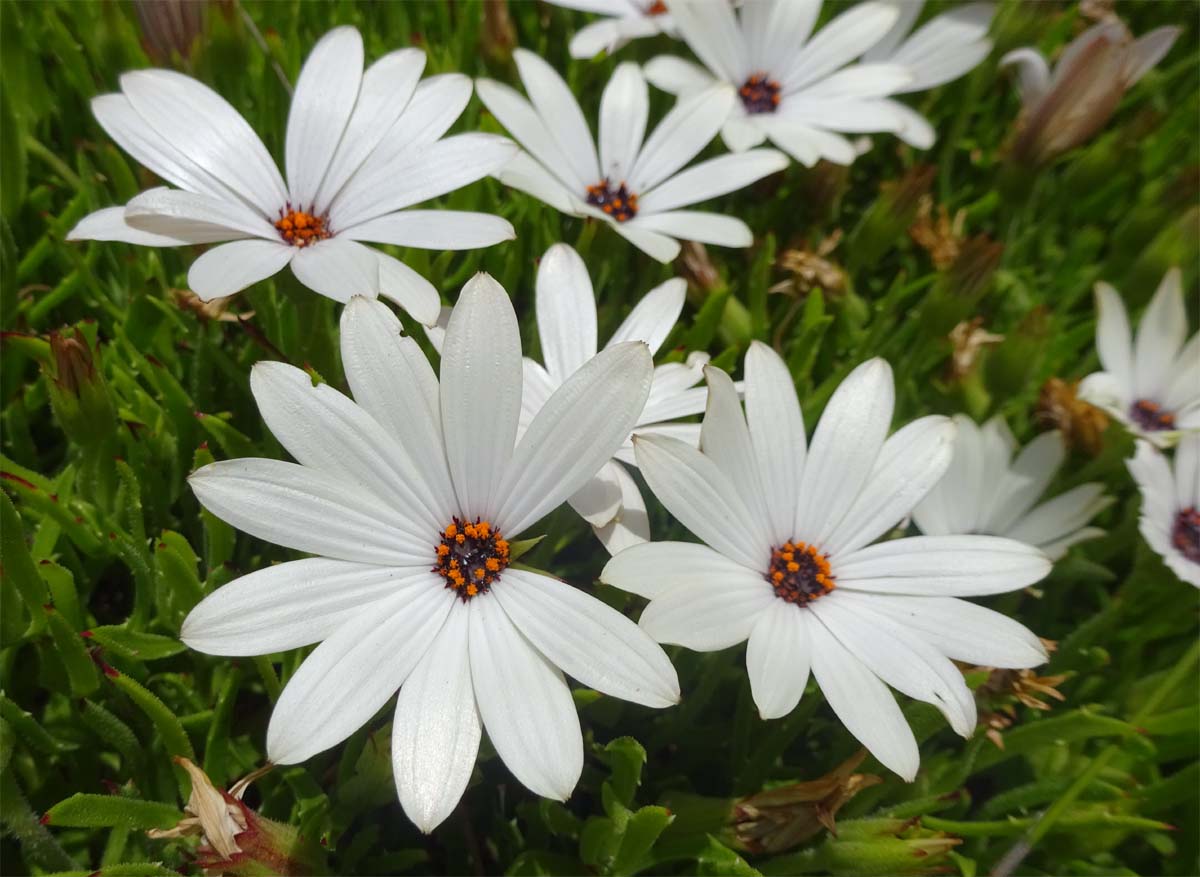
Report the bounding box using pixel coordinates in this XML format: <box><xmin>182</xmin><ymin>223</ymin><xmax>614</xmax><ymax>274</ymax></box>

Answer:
<box><xmin>181</xmin><ymin>559</ymin><xmax>426</xmax><ymax>657</ymax></box>
<box><xmin>808</xmin><ymin>613</ymin><xmax>919</xmax><ymax>781</ymax></box>
<box><xmin>344</xmin><ymin>210</ymin><xmax>514</xmax><ymax>250</ymax></box>
<box><xmin>387</xmin><ymin>74</ymin><xmax>475</xmax><ymax>154</ymax></box>
<box><xmin>639</xmin><ymin>149</ymin><xmax>788</xmax><ymax>214</ymax></box>
<box><xmin>494</xmin><ymin>569</ymin><xmax>679</xmax><ymax>707</ymax></box>
<box><xmin>700</xmin><ymin>366</ymin><xmax>771</xmax><ymax>531</ymax></box>
<box><xmin>778</xmin><ymin>97</ymin><xmax>904</xmax><ymax>133</ymax></box>
<box><xmin>1164</xmin><ymin>333</ymin><xmax>1200</xmax><ymax>412</ymax></box>
<box><xmin>120</xmin><ymin>69</ymin><xmax>287</xmax><ymax>216</ymax></box>
<box><xmin>643</xmin><ymin>55</ymin><xmax>717</xmax><ymax>96</ymax></box>
<box><xmin>611</xmin><ymin>219</ymin><xmax>682</xmax><ymax>262</ymax></box>
<box><xmin>1093</xmin><ymin>282</ymin><xmax>1134</xmax><ymax>399</ymax></box>
<box><xmin>999</xmin><ymin>47</ymin><xmax>1051</xmax><ymax>104</ymax></box>
<box><xmin>759</xmin><ymin>118</ymin><xmax>854</xmax><ymax>166</ymax></box>
<box><xmin>187</xmin><ymin>239</ymin><xmax>294</xmax><ymax>301</ymax></box>
<box><xmin>1004</xmin><ymin>484</ymin><xmax>1112</xmax><ymax>548</ymax></box>
<box><xmin>536</xmin><ymin>243</ymin><xmax>598</xmax><ymax>382</ymax></box>
<box><xmin>639</xmin><ymin>578</ymin><xmax>774</xmax><ymax>651</ymax></box>
<box><xmin>189</xmin><ymin>458</ymin><xmax>428</xmax><ymax>565</ymax></box>
<box><xmin>569</xmin><ymin>461</ymin><xmax>624</xmax><ymax>528</ymax></box>
<box><xmin>124</xmin><ymin>187</ymin><xmax>278</xmax><ymax>241</ymax></box>
<box><xmin>722</xmin><ymin>116</ymin><xmax>769</xmax><ymax>152</ymax></box>
<box><xmin>267</xmin><ymin>580</ymin><xmax>454</xmax><ymax>764</ymax></box>
<box><xmin>630</xmin><ymin>85</ymin><xmax>735</xmax><ymax>194</ymax></box>
<box><xmin>799</xmin><ymin>64</ymin><xmax>912</xmax><ymax>100</ymax></box>
<box><xmin>744</xmin><ymin>342</ymin><xmax>805</xmax><ymax>545</ymax></box>
<box><xmin>794</xmin><ymin>359</ymin><xmax>895</xmax><ymax>546</ymax></box>
<box><xmin>745</xmin><ymin>600</ymin><xmax>811</xmax><ymax>719</ymax></box>
<box><xmin>595</xmin><ymin>462</ymin><xmax>652</xmax><ymax>555</ymax></box>
<box><xmin>289</xmin><ymin>237</ymin><xmax>378</xmax><ymax>301</ymax></box>
<box><xmin>599</xmin><ymin>62</ymin><xmax>649</xmax><ymax>182</ymax></box>
<box><xmin>629</xmin><ymin>212</ymin><xmax>753</xmax><ymax>248</ymax></box>
<box><xmin>1128</xmin><ymin>439</ymin><xmax>1176</xmax><ymax>526</ymax></box>
<box><xmin>986</xmin><ymin>430</ymin><xmax>1064</xmax><ymax>535</ymax></box>
<box><xmin>834</xmin><ymin>535</ymin><xmax>1052</xmax><ymax>597</ymax></box>
<box><xmin>601</xmin><ymin>540</ymin><xmax>758</xmax><ymax>600</ymax></box>
<box><xmin>377</xmin><ymin>251</ymin><xmax>441</xmax><ymax>327</ymax></box>
<box><xmin>1133</xmin><ymin>267</ymin><xmax>1186</xmax><ymax>398</ymax></box>
<box><xmin>498</xmin><ymin>342</ymin><xmax>652</xmax><ymax>536</ymax></box>
<box><xmin>520</xmin><ymin>358</ymin><xmax>559</xmax><ymax>437</ymax></box>
<box><xmin>392</xmin><ymin>601</ymin><xmax>480</xmax><ymax>834</ymax></box>
<box><xmin>498</xmin><ymin>151</ymin><xmax>581</xmax><ymax>215</ymax></box>
<box><xmin>781</xmin><ymin>2</ymin><xmax>901</xmax><ymax>94</ymax></box>
<box><xmin>68</xmin><ymin>206</ymin><xmax>198</xmax><ymax>247</ymax></box>
<box><xmin>469</xmin><ymin>596</ymin><xmax>583</xmax><ymax>801</ymax></box>
<box><xmin>514</xmin><ymin>49</ymin><xmax>599</xmax><ymax>190</ymax></box>
<box><xmin>740</xmin><ymin>0</ymin><xmax>821</xmax><ymax>78</ymax></box>
<box><xmin>883</xmin><ymin>3</ymin><xmax>994</xmax><ymax>92</ymax></box>
<box><xmin>885</xmin><ymin>99</ymin><xmax>937</xmax><ymax>149</ymax></box>
<box><xmin>607</xmin><ymin>278</ymin><xmax>686</xmax><ymax>356</ymax></box>
<box><xmin>634</xmin><ymin>434</ymin><xmax>770</xmax><ymax>569</ymax></box>
<box><xmin>667</xmin><ymin>0</ymin><xmax>748</xmax><ymax>84</ymax></box>
<box><xmin>441</xmin><ymin>274</ymin><xmax>523</xmax><ymax>521</ymax></box>
<box><xmin>1176</xmin><ymin>434</ymin><xmax>1200</xmax><ymax>510</ymax></box>
<box><xmin>286</xmin><ymin>26</ymin><xmax>364</xmax><ymax>210</ymax></box>
<box><xmin>476</xmin><ymin>78</ymin><xmax>585</xmax><ymax>193</ymax></box>
<box><xmin>1125</xmin><ymin>26</ymin><xmax>1181</xmax><ymax>86</ymax></box>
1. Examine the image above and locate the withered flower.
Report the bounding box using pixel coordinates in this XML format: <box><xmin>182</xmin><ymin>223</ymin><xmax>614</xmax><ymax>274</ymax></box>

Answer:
<box><xmin>1037</xmin><ymin>377</ymin><xmax>1110</xmax><ymax>457</ymax></box>
<box><xmin>970</xmin><ymin>641</ymin><xmax>1070</xmax><ymax>749</ymax></box>
<box><xmin>676</xmin><ymin>240</ymin><xmax>722</xmax><ymax>295</ymax></box>
<box><xmin>909</xmin><ymin>196</ymin><xmax>965</xmax><ymax>270</ymax></box>
<box><xmin>171</xmin><ymin>288</ymin><xmax>251</xmax><ymax>323</ymax></box>
<box><xmin>947</xmin><ymin>318</ymin><xmax>1004</xmax><ymax>381</ymax></box>
<box><xmin>772</xmin><ymin>232</ymin><xmax>847</xmax><ymax>299</ymax></box>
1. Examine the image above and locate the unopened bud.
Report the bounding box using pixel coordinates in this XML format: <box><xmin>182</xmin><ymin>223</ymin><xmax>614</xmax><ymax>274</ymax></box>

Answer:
<box><xmin>45</xmin><ymin>327</ymin><xmax>116</xmax><ymax>446</ymax></box>
<box><xmin>849</xmin><ymin>165</ymin><xmax>935</xmax><ymax>269</ymax></box>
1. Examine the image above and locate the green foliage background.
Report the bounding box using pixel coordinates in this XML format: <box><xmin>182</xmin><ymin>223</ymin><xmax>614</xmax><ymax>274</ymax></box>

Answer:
<box><xmin>1</xmin><ymin>1</ymin><xmax>1198</xmax><ymax>875</ymax></box>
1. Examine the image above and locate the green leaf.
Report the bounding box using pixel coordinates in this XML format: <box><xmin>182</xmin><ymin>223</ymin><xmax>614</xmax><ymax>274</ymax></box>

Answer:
<box><xmin>0</xmin><ymin>489</ymin><xmax>47</xmax><ymax>634</ymax></box>
<box><xmin>43</xmin><ymin>794</ymin><xmax>182</xmax><ymax>830</ymax></box>
<box><xmin>602</xmin><ymin>737</ymin><xmax>647</xmax><ymax>811</ymax></box>
<box><xmin>87</xmin><ymin>626</ymin><xmax>187</xmax><ymax>661</ymax></box>
<box><xmin>44</xmin><ymin>606</ymin><xmax>98</xmax><ymax>696</ymax></box>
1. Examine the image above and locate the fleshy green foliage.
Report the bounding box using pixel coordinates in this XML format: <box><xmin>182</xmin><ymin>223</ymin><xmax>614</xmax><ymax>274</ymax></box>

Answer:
<box><xmin>2</xmin><ymin>0</ymin><xmax>1198</xmax><ymax>875</ymax></box>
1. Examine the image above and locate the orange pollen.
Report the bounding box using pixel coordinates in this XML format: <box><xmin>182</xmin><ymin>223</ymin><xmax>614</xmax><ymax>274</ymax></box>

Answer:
<box><xmin>738</xmin><ymin>72</ymin><xmax>781</xmax><ymax>115</ymax></box>
<box><xmin>1130</xmin><ymin>398</ymin><xmax>1176</xmax><ymax>432</ymax></box>
<box><xmin>433</xmin><ymin>516</ymin><xmax>509</xmax><ymax>601</ymax></box>
<box><xmin>767</xmin><ymin>540</ymin><xmax>834</xmax><ymax>605</ymax></box>
<box><xmin>274</xmin><ymin>206</ymin><xmax>331</xmax><ymax>247</ymax></box>
<box><xmin>646</xmin><ymin>0</ymin><xmax>668</xmax><ymax>14</ymax></box>
<box><xmin>586</xmin><ymin>179</ymin><xmax>639</xmax><ymax>222</ymax></box>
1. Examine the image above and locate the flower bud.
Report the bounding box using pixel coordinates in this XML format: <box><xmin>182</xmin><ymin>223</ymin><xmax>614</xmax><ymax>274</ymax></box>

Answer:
<box><xmin>814</xmin><ymin>817</ymin><xmax>962</xmax><ymax>875</ymax></box>
<box><xmin>45</xmin><ymin>327</ymin><xmax>116</xmax><ymax>447</ymax></box>
<box><xmin>848</xmin><ymin>165</ymin><xmax>935</xmax><ymax>270</ymax></box>
<box><xmin>132</xmin><ymin>0</ymin><xmax>207</xmax><ymax>64</ymax></box>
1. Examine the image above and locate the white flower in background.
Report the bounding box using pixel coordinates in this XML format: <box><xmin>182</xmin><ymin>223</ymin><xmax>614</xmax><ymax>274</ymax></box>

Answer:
<box><xmin>913</xmin><ymin>415</ymin><xmax>1112</xmax><ymax>561</ymax></box>
<box><xmin>858</xmin><ymin>1</ymin><xmax>994</xmax><ymax>148</ymax></box>
<box><xmin>524</xmin><ymin>243</ymin><xmax>710</xmax><ymax>554</ymax></box>
<box><xmin>477</xmin><ymin>51</ymin><xmax>788</xmax><ymax>262</ymax></box>
<box><xmin>642</xmin><ymin>0</ymin><xmax>913</xmax><ymax>166</ymax></box>
<box><xmin>1000</xmin><ymin>20</ymin><xmax>1179</xmax><ymax>166</ymax></box>
<box><xmin>602</xmin><ymin>345</ymin><xmax>1052</xmax><ymax>779</ymax></box>
<box><xmin>68</xmin><ymin>26</ymin><xmax>517</xmax><ymax>325</ymax></box>
<box><xmin>181</xmin><ymin>276</ymin><xmax>679</xmax><ymax>832</ymax></box>
<box><xmin>1127</xmin><ymin>435</ymin><xmax>1200</xmax><ymax>588</ymax></box>
<box><xmin>1079</xmin><ymin>268</ymin><xmax>1199</xmax><ymax>448</ymax></box>
<box><xmin>547</xmin><ymin>0</ymin><xmax>679</xmax><ymax>60</ymax></box>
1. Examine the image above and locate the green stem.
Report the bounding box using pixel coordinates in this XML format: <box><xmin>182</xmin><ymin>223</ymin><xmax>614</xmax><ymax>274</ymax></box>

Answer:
<box><xmin>24</xmin><ymin>136</ymin><xmax>84</xmax><ymax>191</ymax></box>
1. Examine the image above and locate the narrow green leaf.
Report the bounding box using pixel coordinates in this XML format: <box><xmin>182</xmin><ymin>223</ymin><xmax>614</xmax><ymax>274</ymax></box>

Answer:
<box><xmin>43</xmin><ymin>794</ymin><xmax>181</xmax><ymax>831</ymax></box>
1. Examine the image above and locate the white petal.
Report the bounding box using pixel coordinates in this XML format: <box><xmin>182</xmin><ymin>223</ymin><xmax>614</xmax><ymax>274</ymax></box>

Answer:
<box><xmin>611</xmin><ymin>219</ymin><xmax>682</xmax><ymax>262</ymax></box>
<box><xmin>568</xmin><ymin>461</ymin><xmax>624</xmax><ymax>528</ymax></box>
<box><xmin>835</xmin><ymin>535</ymin><xmax>1052</xmax><ymax>597</ymax></box>
<box><xmin>745</xmin><ymin>600</ymin><xmax>811</xmax><ymax>719</ymax></box>
<box><xmin>743</xmin><ymin>343</ymin><xmax>806</xmax><ymax>544</ymax></box>
<box><xmin>343</xmin><ymin>210</ymin><xmax>514</xmax><ymax>250</ymax></box>
<box><xmin>607</xmin><ymin>278</ymin><xmax>686</xmax><ymax>356</ymax></box>
<box><xmin>570</xmin><ymin>19</ymin><xmax>627</xmax><ymax>60</ymax></box>
<box><xmin>382</xmin><ymin>74</ymin><xmax>474</xmax><ymax>154</ymax></box>
<box><xmin>67</xmin><ymin>206</ymin><xmax>197</xmax><ymax>247</ymax></box>
<box><xmin>1127</xmin><ymin>439</ymin><xmax>1176</xmax><ymax>526</ymax></box>
<box><xmin>290</xmin><ymin>237</ymin><xmax>379</xmax><ymax>301</ymax></box>
<box><xmin>630</xmin><ymin>85</ymin><xmax>736</xmax><ymax>194</ymax></box>
<box><xmin>643</xmin><ymin>55</ymin><xmax>718</xmax><ymax>96</ymax></box>
<box><xmin>520</xmin><ymin>358</ymin><xmax>559</xmax><ymax>437</ymax></box>
<box><xmin>469</xmin><ymin>595</ymin><xmax>582</xmax><ymax>801</ymax></box>
<box><xmin>124</xmin><ymin>187</ymin><xmax>277</xmax><ymax>241</ymax></box>
<box><xmin>441</xmin><ymin>274</ymin><xmax>523</xmax><ymax>521</ymax></box>
<box><xmin>986</xmin><ymin>430</ymin><xmax>1064</xmax><ymax>535</ymax></box>
<box><xmin>497</xmin><ymin>151</ymin><xmax>581</xmax><ymax>215</ymax></box>
<box><xmin>798</xmin><ymin>64</ymin><xmax>913</xmax><ymax>99</ymax></box>
<box><xmin>1037</xmin><ymin>526</ymin><xmax>1106</xmax><ymax>562</ymax></box>
<box><xmin>794</xmin><ymin>359</ymin><xmax>895</xmax><ymax>547</ymax></box>
<box><xmin>181</xmin><ymin>559</ymin><xmax>426</xmax><ymax>657</ymax></box>
<box><xmin>999</xmin><ymin>47</ymin><xmax>1050</xmax><ymax>104</ymax></box>
<box><xmin>1004</xmin><ymin>483</ymin><xmax>1112</xmax><ymax>549</ymax></box>
<box><xmin>884</xmin><ymin>3</ymin><xmax>994</xmax><ymax>92</ymax></box>
<box><xmin>601</xmin><ymin>540</ymin><xmax>758</xmax><ymax>600</ymax></box>
<box><xmin>634</xmin><ymin>433</ymin><xmax>770</xmax><ymax>570</ymax></box>
<box><xmin>1133</xmin><ymin>267</ymin><xmax>1186</xmax><ymax>399</ymax></box>
<box><xmin>1093</xmin><ymin>282</ymin><xmax>1135</xmax><ymax>399</ymax></box>
<box><xmin>759</xmin><ymin>118</ymin><xmax>854</xmax><ymax>166</ymax></box>
<box><xmin>267</xmin><ymin>579</ymin><xmax>454</xmax><ymax>764</ymax></box>
<box><xmin>497</xmin><ymin>342</ymin><xmax>652</xmax><ymax>536</ymax></box>
<box><xmin>639</xmin><ymin>149</ymin><xmax>788</xmax><ymax>214</ymax></box>
<box><xmin>392</xmin><ymin>601</ymin><xmax>480</xmax><ymax>834</ymax></box>
<box><xmin>629</xmin><ymin>211</ymin><xmax>753</xmax><ymax>248</ymax></box>
<box><xmin>285</xmin><ymin>26</ymin><xmax>364</xmax><ymax>210</ymax></box>
<box><xmin>1124</xmin><ymin>26</ymin><xmax>1181</xmax><ymax>86</ymax></box>
<box><xmin>824</xmin><ymin>416</ymin><xmax>956</xmax><ymax>556</ymax></box>
<box><xmin>120</xmin><ymin>69</ymin><xmax>287</xmax><ymax>216</ymax></box>
<box><xmin>722</xmin><ymin>116</ymin><xmax>769</xmax><ymax>151</ymax></box>
<box><xmin>1176</xmin><ymin>434</ymin><xmax>1200</xmax><ymax>509</ymax></box>
<box><xmin>514</xmin><ymin>48</ymin><xmax>599</xmax><ymax>189</ymax></box>
<box><xmin>599</xmin><ymin>62</ymin><xmax>649</xmax><ymax>182</ymax></box>
<box><xmin>740</xmin><ymin>0</ymin><xmax>821</xmax><ymax>77</ymax></box>
<box><xmin>666</xmin><ymin>0</ymin><xmax>748</xmax><ymax>83</ymax></box>
<box><xmin>639</xmin><ymin>578</ymin><xmax>774</xmax><ymax>651</ymax></box>
<box><xmin>377</xmin><ymin>251</ymin><xmax>441</xmax><ymax>327</ymax></box>
<box><xmin>781</xmin><ymin>2</ymin><xmax>902</xmax><ymax>93</ymax></box>
<box><xmin>476</xmin><ymin>78</ymin><xmax>586</xmax><ymax>193</ymax></box>
<box><xmin>861</xmin><ymin>0</ymin><xmax>924</xmax><ymax>62</ymax></box>
<box><xmin>807</xmin><ymin>613</ymin><xmax>919</xmax><ymax>781</ymax></box>
<box><xmin>879</xmin><ymin>99</ymin><xmax>936</xmax><ymax>149</ymax></box>
<box><xmin>1164</xmin><ymin>333</ymin><xmax>1200</xmax><ymax>412</ymax></box>
<box><xmin>494</xmin><ymin>568</ymin><xmax>679</xmax><ymax>707</ymax></box>
<box><xmin>594</xmin><ymin>462</ymin><xmax>652</xmax><ymax>555</ymax></box>
<box><xmin>189</xmin><ymin>458</ymin><xmax>428</xmax><ymax>565</ymax></box>
<box><xmin>700</xmin><ymin>365</ymin><xmax>771</xmax><ymax>532</ymax></box>
<box><xmin>187</xmin><ymin>239</ymin><xmax>294</xmax><ymax>301</ymax></box>
<box><xmin>777</xmin><ymin>97</ymin><xmax>904</xmax><ymax>133</ymax></box>
<box><xmin>810</xmin><ymin>593</ymin><xmax>976</xmax><ymax>737</ymax></box>
<box><xmin>536</xmin><ymin>243</ymin><xmax>598</xmax><ymax>382</ymax></box>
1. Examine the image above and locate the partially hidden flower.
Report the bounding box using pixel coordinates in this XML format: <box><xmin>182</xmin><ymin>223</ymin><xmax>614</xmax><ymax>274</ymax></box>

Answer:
<box><xmin>859</xmin><ymin>1</ymin><xmax>995</xmax><ymax>148</ymax></box>
<box><xmin>477</xmin><ymin>51</ymin><xmax>788</xmax><ymax>262</ymax></box>
<box><xmin>548</xmin><ymin>0</ymin><xmax>678</xmax><ymax>60</ymax></box>
<box><xmin>912</xmin><ymin>415</ymin><xmax>1112</xmax><ymax>561</ymax></box>
<box><xmin>1127</xmin><ymin>435</ymin><xmax>1200</xmax><ymax>587</ymax></box>
<box><xmin>181</xmin><ymin>275</ymin><xmax>680</xmax><ymax>832</ymax></box>
<box><xmin>523</xmin><ymin>243</ymin><xmax>710</xmax><ymax>554</ymax></box>
<box><xmin>1079</xmin><ymin>268</ymin><xmax>1199</xmax><ymax>447</ymax></box>
<box><xmin>68</xmin><ymin>26</ymin><xmax>517</xmax><ymax>324</ymax></box>
<box><xmin>602</xmin><ymin>345</ymin><xmax>1052</xmax><ymax>780</ymax></box>
<box><xmin>1000</xmin><ymin>20</ymin><xmax>1179</xmax><ymax>167</ymax></box>
<box><xmin>642</xmin><ymin>0</ymin><xmax>913</xmax><ymax>166</ymax></box>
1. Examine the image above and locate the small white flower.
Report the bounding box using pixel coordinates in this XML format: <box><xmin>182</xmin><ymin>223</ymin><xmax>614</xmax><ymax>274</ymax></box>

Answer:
<box><xmin>547</xmin><ymin>0</ymin><xmax>678</xmax><ymax>59</ymax></box>
<box><xmin>524</xmin><ymin>243</ymin><xmax>713</xmax><ymax>553</ymax></box>
<box><xmin>642</xmin><ymin>0</ymin><xmax>913</xmax><ymax>166</ymax></box>
<box><xmin>1079</xmin><ymin>268</ymin><xmax>1200</xmax><ymax>448</ymax></box>
<box><xmin>181</xmin><ymin>276</ymin><xmax>679</xmax><ymax>833</ymax></box>
<box><xmin>68</xmin><ymin>26</ymin><xmax>518</xmax><ymax>325</ymax></box>
<box><xmin>477</xmin><ymin>51</ymin><xmax>789</xmax><ymax>263</ymax></box>
<box><xmin>859</xmin><ymin>1</ymin><xmax>995</xmax><ymax>148</ymax></box>
<box><xmin>912</xmin><ymin>415</ymin><xmax>1112</xmax><ymax>561</ymax></box>
<box><xmin>1127</xmin><ymin>435</ymin><xmax>1200</xmax><ymax>587</ymax></box>
<box><xmin>602</xmin><ymin>345</ymin><xmax>1051</xmax><ymax>780</ymax></box>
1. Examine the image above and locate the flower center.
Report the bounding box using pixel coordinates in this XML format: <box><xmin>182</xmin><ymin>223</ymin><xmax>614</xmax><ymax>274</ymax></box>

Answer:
<box><xmin>586</xmin><ymin>179</ymin><xmax>639</xmax><ymax>222</ymax></box>
<box><xmin>645</xmin><ymin>0</ymin><xmax>667</xmax><ymax>14</ymax></box>
<box><xmin>1172</xmin><ymin>507</ymin><xmax>1200</xmax><ymax>565</ymax></box>
<box><xmin>1129</xmin><ymin>398</ymin><xmax>1175</xmax><ymax>432</ymax></box>
<box><xmin>433</xmin><ymin>518</ymin><xmax>510</xmax><ymax>601</ymax></box>
<box><xmin>739</xmin><ymin>73</ymin><xmax>781</xmax><ymax>115</ymax></box>
<box><xmin>275</xmin><ymin>206</ymin><xmax>331</xmax><ymax>248</ymax></box>
<box><xmin>766</xmin><ymin>541</ymin><xmax>834</xmax><ymax>605</ymax></box>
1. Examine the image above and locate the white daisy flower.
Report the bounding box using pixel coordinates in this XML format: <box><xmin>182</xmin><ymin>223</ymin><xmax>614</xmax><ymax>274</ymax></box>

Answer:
<box><xmin>912</xmin><ymin>415</ymin><xmax>1112</xmax><ymax>561</ymax></box>
<box><xmin>476</xmin><ymin>51</ymin><xmax>789</xmax><ymax>263</ymax></box>
<box><xmin>547</xmin><ymin>0</ymin><xmax>679</xmax><ymax>60</ymax></box>
<box><xmin>1127</xmin><ymin>435</ymin><xmax>1200</xmax><ymax>588</ymax></box>
<box><xmin>1079</xmin><ymin>268</ymin><xmax>1200</xmax><ymax>448</ymax></box>
<box><xmin>524</xmin><ymin>243</ymin><xmax>711</xmax><ymax>554</ymax></box>
<box><xmin>641</xmin><ymin>0</ymin><xmax>914</xmax><ymax>166</ymax></box>
<box><xmin>180</xmin><ymin>275</ymin><xmax>680</xmax><ymax>832</ymax></box>
<box><xmin>602</xmin><ymin>344</ymin><xmax>1052</xmax><ymax>779</ymax></box>
<box><xmin>858</xmin><ymin>1</ymin><xmax>994</xmax><ymax>149</ymax></box>
<box><xmin>67</xmin><ymin>26</ymin><xmax>518</xmax><ymax>325</ymax></box>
